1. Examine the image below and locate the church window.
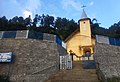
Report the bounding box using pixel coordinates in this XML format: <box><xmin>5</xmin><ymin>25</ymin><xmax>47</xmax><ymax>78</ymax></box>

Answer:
<box><xmin>83</xmin><ymin>22</ymin><xmax>86</xmax><ymax>30</ymax></box>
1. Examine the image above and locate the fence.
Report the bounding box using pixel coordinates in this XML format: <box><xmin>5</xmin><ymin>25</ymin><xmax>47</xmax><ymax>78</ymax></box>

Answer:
<box><xmin>96</xmin><ymin>35</ymin><xmax>120</xmax><ymax>46</ymax></box>
<box><xmin>60</xmin><ymin>55</ymin><xmax>72</xmax><ymax>69</ymax></box>
<box><xmin>81</xmin><ymin>55</ymin><xmax>96</xmax><ymax>69</ymax></box>
<box><xmin>109</xmin><ymin>37</ymin><xmax>120</xmax><ymax>46</ymax></box>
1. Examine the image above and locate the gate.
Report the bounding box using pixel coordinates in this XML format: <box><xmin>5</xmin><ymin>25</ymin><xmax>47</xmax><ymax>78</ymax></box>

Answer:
<box><xmin>60</xmin><ymin>55</ymin><xmax>72</xmax><ymax>69</ymax></box>
<box><xmin>81</xmin><ymin>55</ymin><xmax>96</xmax><ymax>69</ymax></box>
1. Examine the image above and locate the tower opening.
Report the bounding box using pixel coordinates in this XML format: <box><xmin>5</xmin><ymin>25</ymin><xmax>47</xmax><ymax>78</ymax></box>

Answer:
<box><xmin>83</xmin><ymin>48</ymin><xmax>91</xmax><ymax>55</ymax></box>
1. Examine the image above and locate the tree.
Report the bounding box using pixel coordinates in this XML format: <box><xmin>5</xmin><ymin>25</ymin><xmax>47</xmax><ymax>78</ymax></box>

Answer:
<box><xmin>91</xmin><ymin>18</ymin><xmax>109</xmax><ymax>36</ymax></box>
<box><xmin>25</xmin><ymin>15</ymin><xmax>32</xmax><ymax>27</ymax></box>
<box><xmin>18</xmin><ymin>16</ymin><xmax>25</xmax><ymax>25</ymax></box>
<box><xmin>92</xmin><ymin>18</ymin><xmax>98</xmax><ymax>24</ymax></box>
<box><xmin>33</xmin><ymin>14</ymin><xmax>41</xmax><ymax>27</ymax></box>
<box><xmin>55</xmin><ymin>17</ymin><xmax>78</xmax><ymax>40</ymax></box>
<box><xmin>38</xmin><ymin>14</ymin><xmax>55</xmax><ymax>28</ymax></box>
<box><xmin>40</xmin><ymin>14</ymin><xmax>45</xmax><ymax>27</ymax></box>
<box><xmin>109</xmin><ymin>21</ymin><xmax>120</xmax><ymax>38</ymax></box>
<box><xmin>0</xmin><ymin>16</ymin><xmax>8</xmax><ymax>28</ymax></box>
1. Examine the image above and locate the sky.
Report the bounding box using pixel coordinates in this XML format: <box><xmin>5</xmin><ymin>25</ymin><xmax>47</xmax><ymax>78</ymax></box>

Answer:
<box><xmin>0</xmin><ymin>0</ymin><xmax>120</xmax><ymax>28</ymax></box>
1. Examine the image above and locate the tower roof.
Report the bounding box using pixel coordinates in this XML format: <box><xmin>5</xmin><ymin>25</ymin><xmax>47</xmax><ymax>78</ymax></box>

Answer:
<box><xmin>81</xmin><ymin>9</ymin><xmax>88</xmax><ymax>19</ymax></box>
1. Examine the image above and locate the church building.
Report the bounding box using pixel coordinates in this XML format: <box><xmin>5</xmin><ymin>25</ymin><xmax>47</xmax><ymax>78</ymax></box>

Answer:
<box><xmin>65</xmin><ymin>9</ymin><xmax>96</xmax><ymax>61</ymax></box>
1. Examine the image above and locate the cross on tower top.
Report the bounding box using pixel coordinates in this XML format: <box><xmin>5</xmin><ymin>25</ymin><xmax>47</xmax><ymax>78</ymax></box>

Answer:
<box><xmin>81</xmin><ymin>5</ymin><xmax>88</xmax><ymax>19</ymax></box>
<box><xmin>81</xmin><ymin>5</ymin><xmax>86</xmax><ymax>9</ymax></box>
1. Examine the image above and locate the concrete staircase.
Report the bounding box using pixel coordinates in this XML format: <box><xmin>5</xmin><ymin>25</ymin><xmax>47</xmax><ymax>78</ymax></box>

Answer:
<box><xmin>44</xmin><ymin>61</ymin><xmax>100</xmax><ymax>82</ymax></box>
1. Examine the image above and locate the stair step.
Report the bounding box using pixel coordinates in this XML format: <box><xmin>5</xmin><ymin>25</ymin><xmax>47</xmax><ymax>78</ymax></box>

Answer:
<box><xmin>44</xmin><ymin>61</ymin><xmax>100</xmax><ymax>82</ymax></box>
<box><xmin>50</xmin><ymin>79</ymin><xmax>100</xmax><ymax>82</ymax></box>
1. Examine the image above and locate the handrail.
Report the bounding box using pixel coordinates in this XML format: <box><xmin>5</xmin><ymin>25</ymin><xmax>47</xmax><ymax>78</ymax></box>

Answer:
<box><xmin>73</xmin><ymin>54</ymin><xmax>95</xmax><ymax>60</ymax></box>
<box><xmin>73</xmin><ymin>54</ymin><xmax>82</xmax><ymax>60</ymax></box>
<box><xmin>32</xmin><ymin>64</ymin><xmax>57</xmax><ymax>75</ymax></box>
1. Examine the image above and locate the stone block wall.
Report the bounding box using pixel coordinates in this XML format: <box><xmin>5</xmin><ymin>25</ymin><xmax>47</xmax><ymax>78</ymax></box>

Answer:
<box><xmin>0</xmin><ymin>39</ymin><xmax>67</xmax><ymax>82</ymax></box>
<box><xmin>96</xmin><ymin>35</ymin><xmax>109</xmax><ymax>44</ymax></box>
<box><xmin>0</xmin><ymin>30</ymin><xmax>67</xmax><ymax>49</ymax></box>
<box><xmin>96</xmin><ymin>35</ymin><xmax>120</xmax><ymax>47</ymax></box>
<box><xmin>94</xmin><ymin>43</ymin><xmax>120</xmax><ymax>82</ymax></box>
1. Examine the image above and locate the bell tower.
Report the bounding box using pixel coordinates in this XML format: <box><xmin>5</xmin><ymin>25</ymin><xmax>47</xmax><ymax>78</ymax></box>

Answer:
<box><xmin>79</xmin><ymin>8</ymin><xmax>93</xmax><ymax>55</ymax></box>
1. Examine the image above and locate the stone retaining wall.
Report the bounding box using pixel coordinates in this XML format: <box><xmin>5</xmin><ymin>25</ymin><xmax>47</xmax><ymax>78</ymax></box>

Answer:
<box><xmin>94</xmin><ymin>43</ymin><xmax>120</xmax><ymax>82</ymax></box>
<box><xmin>0</xmin><ymin>39</ymin><xmax>67</xmax><ymax>82</ymax></box>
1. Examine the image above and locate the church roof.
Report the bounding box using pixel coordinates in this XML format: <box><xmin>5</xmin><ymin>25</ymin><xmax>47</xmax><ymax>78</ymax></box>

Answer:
<box><xmin>81</xmin><ymin>9</ymin><xmax>88</xmax><ymax>19</ymax></box>
<box><xmin>64</xmin><ymin>26</ymin><xmax>95</xmax><ymax>42</ymax></box>
<box><xmin>64</xmin><ymin>28</ymin><xmax>79</xmax><ymax>42</ymax></box>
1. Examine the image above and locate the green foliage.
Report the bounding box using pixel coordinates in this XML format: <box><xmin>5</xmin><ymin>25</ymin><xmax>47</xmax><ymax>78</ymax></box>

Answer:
<box><xmin>0</xmin><ymin>15</ymin><xmax>120</xmax><ymax>40</ymax></box>
<box><xmin>91</xmin><ymin>23</ymin><xmax>109</xmax><ymax>36</ymax></box>
<box><xmin>108</xmin><ymin>21</ymin><xmax>120</xmax><ymax>38</ymax></box>
<box><xmin>91</xmin><ymin>18</ymin><xmax>120</xmax><ymax>39</ymax></box>
<box><xmin>54</xmin><ymin>17</ymin><xmax>78</xmax><ymax>40</ymax></box>
<box><xmin>0</xmin><ymin>14</ymin><xmax>78</xmax><ymax>40</ymax></box>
